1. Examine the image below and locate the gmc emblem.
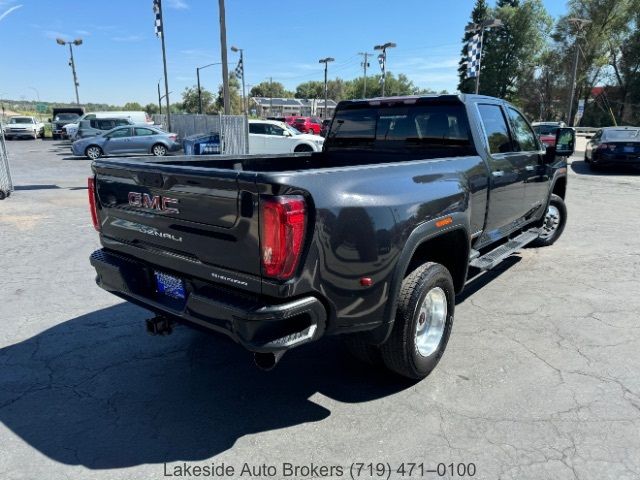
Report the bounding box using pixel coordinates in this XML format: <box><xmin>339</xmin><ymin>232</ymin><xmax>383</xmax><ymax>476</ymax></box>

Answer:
<box><xmin>128</xmin><ymin>192</ymin><xmax>179</xmax><ymax>214</ymax></box>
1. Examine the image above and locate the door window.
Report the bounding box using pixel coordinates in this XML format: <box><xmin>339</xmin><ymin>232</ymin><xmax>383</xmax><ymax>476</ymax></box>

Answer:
<box><xmin>249</xmin><ymin>123</ymin><xmax>267</xmax><ymax>134</ymax></box>
<box><xmin>135</xmin><ymin>127</ymin><xmax>155</xmax><ymax>136</ymax></box>
<box><xmin>478</xmin><ymin>104</ymin><xmax>513</xmax><ymax>154</ymax></box>
<box><xmin>106</xmin><ymin>128</ymin><xmax>131</xmax><ymax>139</ymax></box>
<box><xmin>98</xmin><ymin>120</ymin><xmax>115</xmax><ymax>130</ymax></box>
<box><xmin>267</xmin><ymin>125</ymin><xmax>285</xmax><ymax>136</ymax></box>
<box><xmin>507</xmin><ymin>108</ymin><xmax>538</xmax><ymax>151</ymax></box>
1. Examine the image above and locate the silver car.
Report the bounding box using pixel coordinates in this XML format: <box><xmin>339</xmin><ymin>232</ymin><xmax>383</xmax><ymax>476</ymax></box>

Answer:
<box><xmin>71</xmin><ymin>125</ymin><xmax>181</xmax><ymax>159</ymax></box>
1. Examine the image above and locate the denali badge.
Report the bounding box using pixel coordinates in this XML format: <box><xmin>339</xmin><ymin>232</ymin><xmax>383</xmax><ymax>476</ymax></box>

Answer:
<box><xmin>128</xmin><ymin>192</ymin><xmax>179</xmax><ymax>214</ymax></box>
<box><xmin>111</xmin><ymin>219</ymin><xmax>183</xmax><ymax>242</ymax></box>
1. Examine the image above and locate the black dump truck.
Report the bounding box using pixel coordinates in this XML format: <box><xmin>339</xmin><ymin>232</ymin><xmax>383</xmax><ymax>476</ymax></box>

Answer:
<box><xmin>50</xmin><ymin>107</ymin><xmax>84</xmax><ymax>139</ymax></box>
<box><xmin>88</xmin><ymin>94</ymin><xmax>575</xmax><ymax>379</ymax></box>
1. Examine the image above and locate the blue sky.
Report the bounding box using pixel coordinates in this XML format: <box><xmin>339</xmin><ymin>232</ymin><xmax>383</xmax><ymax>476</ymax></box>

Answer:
<box><xmin>0</xmin><ymin>0</ymin><xmax>568</xmax><ymax>105</ymax></box>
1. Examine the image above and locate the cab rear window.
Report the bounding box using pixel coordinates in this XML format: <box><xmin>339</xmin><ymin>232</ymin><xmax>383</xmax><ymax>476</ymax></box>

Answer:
<box><xmin>326</xmin><ymin>102</ymin><xmax>474</xmax><ymax>158</ymax></box>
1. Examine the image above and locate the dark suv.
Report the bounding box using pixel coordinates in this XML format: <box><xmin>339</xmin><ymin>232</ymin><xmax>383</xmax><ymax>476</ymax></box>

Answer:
<box><xmin>77</xmin><ymin>118</ymin><xmax>133</xmax><ymax>139</ymax></box>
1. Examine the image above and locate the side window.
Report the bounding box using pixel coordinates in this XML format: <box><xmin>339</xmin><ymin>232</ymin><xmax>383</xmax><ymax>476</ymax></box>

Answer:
<box><xmin>107</xmin><ymin>128</ymin><xmax>130</xmax><ymax>139</ymax></box>
<box><xmin>478</xmin><ymin>104</ymin><xmax>513</xmax><ymax>154</ymax></box>
<box><xmin>116</xmin><ymin>119</ymin><xmax>130</xmax><ymax>126</ymax></box>
<box><xmin>90</xmin><ymin>119</ymin><xmax>99</xmax><ymax>129</ymax></box>
<box><xmin>99</xmin><ymin>120</ymin><xmax>115</xmax><ymax>130</ymax></box>
<box><xmin>249</xmin><ymin>123</ymin><xmax>266</xmax><ymax>134</ymax></box>
<box><xmin>269</xmin><ymin>125</ymin><xmax>285</xmax><ymax>136</ymax></box>
<box><xmin>507</xmin><ymin>108</ymin><xmax>538</xmax><ymax>151</ymax></box>
<box><xmin>135</xmin><ymin>128</ymin><xmax>155</xmax><ymax>136</ymax></box>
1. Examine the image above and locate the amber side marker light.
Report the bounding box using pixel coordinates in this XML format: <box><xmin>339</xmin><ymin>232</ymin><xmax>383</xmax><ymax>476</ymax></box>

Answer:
<box><xmin>435</xmin><ymin>216</ymin><xmax>453</xmax><ymax>228</ymax></box>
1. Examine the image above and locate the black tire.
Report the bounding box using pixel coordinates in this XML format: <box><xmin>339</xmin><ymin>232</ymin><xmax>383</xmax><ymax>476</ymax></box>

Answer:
<box><xmin>85</xmin><ymin>145</ymin><xmax>103</xmax><ymax>160</ymax></box>
<box><xmin>530</xmin><ymin>193</ymin><xmax>567</xmax><ymax>247</ymax></box>
<box><xmin>294</xmin><ymin>144</ymin><xmax>314</xmax><ymax>153</ymax></box>
<box><xmin>343</xmin><ymin>333</ymin><xmax>383</xmax><ymax>366</ymax></box>
<box><xmin>152</xmin><ymin>143</ymin><xmax>167</xmax><ymax>156</ymax></box>
<box><xmin>380</xmin><ymin>262</ymin><xmax>455</xmax><ymax>379</ymax></box>
<box><xmin>0</xmin><ymin>190</ymin><xmax>6</xmax><ymax>200</ymax></box>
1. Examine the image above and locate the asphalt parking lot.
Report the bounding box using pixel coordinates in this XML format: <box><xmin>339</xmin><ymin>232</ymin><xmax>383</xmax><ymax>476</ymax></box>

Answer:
<box><xmin>1</xmin><ymin>139</ymin><xmax>639</xmax><ymax>480</ymax></box>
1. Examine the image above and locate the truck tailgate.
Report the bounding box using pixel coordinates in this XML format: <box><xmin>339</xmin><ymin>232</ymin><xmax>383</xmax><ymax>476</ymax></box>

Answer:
<box><xmin>93</xmin><ymin>161</ymin><xmax>261</xmax><ymax>287</ymax></box>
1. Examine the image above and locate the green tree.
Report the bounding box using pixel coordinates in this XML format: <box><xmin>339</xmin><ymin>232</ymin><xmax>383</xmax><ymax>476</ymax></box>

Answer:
<box><xmin>122</xmin><ymin>102</ymin><xmax>144</xmax><ymax>111</ymax></box>
<box><xmin>144</xmin><ymin>103</ymin><xmax>159</xmax><ymax>116</ymax></box>
<box><xmin>249</xmin><ymin>81</ymin><xmax>292</xmax><ymax>98</ymax></box>
<box><xmin>295</xmin><ymin>81</ymin><xmax>324</xmax><ymax>99</ymax></box>
<box><xmin>458</xmin><ymin>0</ymin><xmax>489</xmax><ymax>93</ymax></box>
<box><xmin>216</xmin><ymin>75</ymin><xmax>244</xmax><ymax>115</ymax></box>
<box><xmin>480</xmin><ymin>0</ymin><xmax>552</xmax><ymax>99</ymax></box>
<box><xmin>344</xmin><ymin>73</ymin><xmax>424</xmax><ymax>99</ymax></box>
<box><xmin>181</xmin><ymin>85</ymin><xmax>216</xmax><ymax>114</ymax></box>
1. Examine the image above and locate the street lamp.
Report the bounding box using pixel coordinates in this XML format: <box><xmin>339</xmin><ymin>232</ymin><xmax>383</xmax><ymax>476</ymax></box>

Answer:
<box><xmin>374</xmin><ymin>42</ymin><xmax>396</xmax><ymax>97</ymax></box>
<box><xmin>56</xmin><ymin>38</ymin><xmax>82</xmax><ymax>105</ymax></box>
<box><xmin>566</xmin><ymin>18</ymin><xmax>592</xmax><ymax>125</ymax></box>
<box><xmin>319</xmin><ymin>57</ymin><xmax>334</xmax><ymax>119</ymax></box>
<box><xmin>196</xmin><ymin>62</ymin><xmax>222</xmax><ymax>114</ymax></box>
<box><xmin>464</xmin><ymin>18</ymin><xmax>502</xmax><ymax>94</ymax></box>
<box><xmin>231</xmin><ymin>45</ymin><xmax>249</xmax><ymax>154</ymax></box>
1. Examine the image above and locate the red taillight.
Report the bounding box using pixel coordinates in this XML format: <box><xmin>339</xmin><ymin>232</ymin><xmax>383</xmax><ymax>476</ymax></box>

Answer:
<box><xmin>260</xmin><ymin>196</ymin><xmax>307</xmax><ymax>280</ymax></box>
<box><xmin>88</xmin><ymin>177</ymin><xmax>100</xmax><ymax>231</ymax></box>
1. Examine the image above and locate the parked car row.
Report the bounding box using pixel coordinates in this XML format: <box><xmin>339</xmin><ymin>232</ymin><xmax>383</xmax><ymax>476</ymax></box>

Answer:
<box><xmin>71</xmin><ymin>125</ymin><xmax>180</xmax><ymax>159</ymax></box>
<box><xmin>584</xmin><ymin>126</ymin><xmax>640</xmax><ymax>170</ymax></box>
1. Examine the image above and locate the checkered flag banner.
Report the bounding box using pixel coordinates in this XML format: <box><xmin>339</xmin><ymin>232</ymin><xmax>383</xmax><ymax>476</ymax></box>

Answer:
<box><xmin>377</xmin><ymin>54</ymin><xmax>385</xmax><ymax>72</ymax></box>
<box><xmin>153</xmin><ymin>0</ymin><xmax>162</xmax><ymax>38</ymax></box>
<box><xmin>234</xmin><ymin>57</ymin><xmax>244</xmax><ymax>80</ymax></box>
<box><xmin>467</xmin><ymin>32</ymin><xmax>481</xmax><ymax>78</ymax></box>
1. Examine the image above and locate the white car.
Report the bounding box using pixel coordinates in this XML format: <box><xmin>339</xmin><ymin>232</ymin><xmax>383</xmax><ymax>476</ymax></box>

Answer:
<box><xmin>64</xmin><ymin>111</ymin><xmax>153</xmax><ymax>140</ymax></box>
<box><xmin>3</xmin><ymin>116</ymin><xmax>45</xmax><ymax>140</ymax></box>
<box><xmin>248</xmin><ymin>120</ymin><xmax>324</xmax><ymax>154</ymax></box>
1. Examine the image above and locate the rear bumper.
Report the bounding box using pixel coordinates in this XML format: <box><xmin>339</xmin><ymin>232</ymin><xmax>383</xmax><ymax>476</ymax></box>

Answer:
<box><xmin>593</xmin><ymin>151</ymin><xmax>640</xmax><ymax>166</ymax></box>
<box><xmin>90</xmin><ymin>249</ymin><xmax>326</xmax><ymax>353</ymax></box>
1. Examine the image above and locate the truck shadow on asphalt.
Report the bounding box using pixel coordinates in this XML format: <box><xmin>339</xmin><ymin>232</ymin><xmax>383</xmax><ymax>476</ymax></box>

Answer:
<box><xmin>0</xmin><ymin>259</ymin><xmax>518</xmax><ymax>469</ymax></box>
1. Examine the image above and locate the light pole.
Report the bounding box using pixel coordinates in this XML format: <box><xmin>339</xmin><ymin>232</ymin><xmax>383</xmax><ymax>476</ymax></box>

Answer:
<box><xmin>231</xmin><ymin>46</ymin><xmax>249</xmax><ymax>154</ymax></box>
<box><xmin>319</xmin><ymin>57</ymin><xmax>334</xmax><ymax>119</ymax></box>
<box><xmin>464</xmin><ymin>18</ymin><xmax>502</xmax><ymax>94</ymax></box>
<box><xmin>157</xmin><ymin>80</ymin><xmax>163</xmax><ymax>115</ymax></box>
<box><xmin>56</xmin><ymin>38</ymin><xmax>82</xmax><ymax>104</ymax></box>
<box><xmin>196</xmin><ymin>62</ymin><xmax>221</xmax><ymax>114</ymax></box>
<box><xmin>566</xmin><ymin>18</ymin><xmax>591</xmax><ymax>126</ymax></box>
<box><xmin>218</xmin><ymin>0</ymin><xmax>230</xmax><ymax>114</ymax></box>
<box><xmin>358</xmin><ymin>52</ymin><xmax>373</xmax><ymax>98</ymax></box>
<box><xmin>374</xmin><ymin>42</ymin><xmax>396</xmax><ymax>97</ymax></box>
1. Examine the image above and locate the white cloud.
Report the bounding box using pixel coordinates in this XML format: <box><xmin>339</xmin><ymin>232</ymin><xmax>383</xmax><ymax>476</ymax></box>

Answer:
<box><xmin>166</xmin><ymin>0</ymin><xmax>188</xmax><ymax>9</ymax></box>
<box><xmin>76</xmin><ymin>29</ymin><xmax>90</xmax><ymax>36</ymax></box>
<box><xmin>0</xmin><ymin>4</ymin><xmax>22</xmax><ymax>23</ymax></box>
<box><xmin>44</xmin><ymin>30</ymin><xmax>70</xmax><ymax>41</ymax></box>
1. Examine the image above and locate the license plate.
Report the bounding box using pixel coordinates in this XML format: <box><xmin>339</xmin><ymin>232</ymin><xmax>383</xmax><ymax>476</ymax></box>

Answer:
<box><xmin>624</xmin><ymin>146</ymin><xmax>635</xmax><ymax>153</ymax></box>
<box><xmin>154</xmin><ymin>271</ymin><xmax>185</xmax><ymax>300</ymax></box>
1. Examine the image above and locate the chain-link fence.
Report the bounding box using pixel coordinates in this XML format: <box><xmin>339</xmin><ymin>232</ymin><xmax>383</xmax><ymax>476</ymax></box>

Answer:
<box><xmin>152</xmin><ymin>114</ymin><xmax>248</xmax><ymax>155</ymax></box>
<box><xmin>0</xmin><ymin>129</ymin><xmax>13</xmax><ymax>200</ymax></box>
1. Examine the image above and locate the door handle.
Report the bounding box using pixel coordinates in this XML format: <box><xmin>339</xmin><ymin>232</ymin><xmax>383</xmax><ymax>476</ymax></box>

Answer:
<box><xmin>525</xmin><ymin>165</ymin><xmax>535</xmax><ymax>171</ymax></box>
<box><xmin>492</xmin><ymin>170</ymin><xmax>504</xmax><ymax>177</ymax></box>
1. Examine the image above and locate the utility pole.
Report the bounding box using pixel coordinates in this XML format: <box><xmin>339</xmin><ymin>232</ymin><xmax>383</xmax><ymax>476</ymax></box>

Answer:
<box><xmin>319</xmin><ymin>57</ymin><xmax>334</xmax><ymax>119</ymax></box>
<box><xmin>157</xmin><ymin>81</ymin><xmax>162</xmax><ymax>114</ymax></box>
<box><xmin>374</xmin><ymin>42</ymin><xmax>396</xmax><ymax>97</ymax></box>
<box><xmin>566</xmin><ymin>18</ymin><xmax>591</xmax><ymax>126</ymax></box>
<box><xmin>358</xmin><ymin>52</ymin><xmax>372</xmax><ymax>98</ymax></box>
<box><xmin>218</xmin><ymin>0</ymin><xmax>230</xmax><ymax>114</ymax></box>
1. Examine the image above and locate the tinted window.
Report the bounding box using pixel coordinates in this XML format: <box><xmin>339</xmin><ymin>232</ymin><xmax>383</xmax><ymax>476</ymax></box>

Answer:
<box><xmin>507</xmin><ymin>108</ymin><xmax>538</xmax><ymax>151</ymax></box>
<box><xmin>249</xmin><ymin>123</ymin><xmax>267</xmax><ymax>134</ymax></box>
<box><xmin>478</xmin><ymin>104</ymin><xmax>512</xmax><ymax>154</ymax></box>
<box><xmin>107</xmin><ymin>128</ymin><xmax>131</xmax><ymax>138</ymax></box>
<box><xmin>135</xmin><ymin>127</ymin><xmax>155</xmax><ymax>136</ymax></box>
<box><xmin>267</xmin><ymin>124</ymin><xmax>285</xmax><ymax>136</ymax></box>
<box><xmin>603</xmin><ymin>129</ymin><xmax>640</xmax><ymax>141</ymax></box>
<box><xmin>98</xmin><ymin>120</ymin><xmax>115</xmax><ymax>130</ymax></box>
<box><xmin>327</xmin><ymin>103</ymin><xmax>473</xmax><ymax>157</ymax></box>
<box><xmin>115</xmin><ymin>119</ymin><xmax>130</xmax><ymax>126</ymax></box>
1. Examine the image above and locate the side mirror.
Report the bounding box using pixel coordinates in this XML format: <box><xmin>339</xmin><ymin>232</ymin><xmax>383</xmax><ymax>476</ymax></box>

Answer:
<box><xmin>555</xmin><ymin>127</ymin><xmax>575</xmax><ymax>157</ymax></box>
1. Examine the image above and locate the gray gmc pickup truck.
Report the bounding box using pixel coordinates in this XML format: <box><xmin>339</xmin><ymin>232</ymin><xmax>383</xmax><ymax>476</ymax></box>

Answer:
<box><xmin>88</xmin><ymin>94</ymin><xmax>575</xmax><ymax>379</ymax></box>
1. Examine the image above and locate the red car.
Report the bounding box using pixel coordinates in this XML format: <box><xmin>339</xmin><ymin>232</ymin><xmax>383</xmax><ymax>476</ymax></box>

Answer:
<box><xmin>292</xmin><ymin>116</ymin><xmax>322</xmax><ymax>135</ymax></box>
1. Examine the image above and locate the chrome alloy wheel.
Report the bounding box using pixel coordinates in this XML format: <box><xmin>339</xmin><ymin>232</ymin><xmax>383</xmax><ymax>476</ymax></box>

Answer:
<box><xmin>414</xmin><ymin>286</ymin><xmax>448</xmax><ymax>357</ymax></box>
<box><xmin>540</xmin><ymin>204</ymin><xmax>561</xmax><ymax>240</ymax></box>
<box><xmin>86</xmin><ymin>146</ymin><xmax>101</xmax><ymax>160</ymax></box>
